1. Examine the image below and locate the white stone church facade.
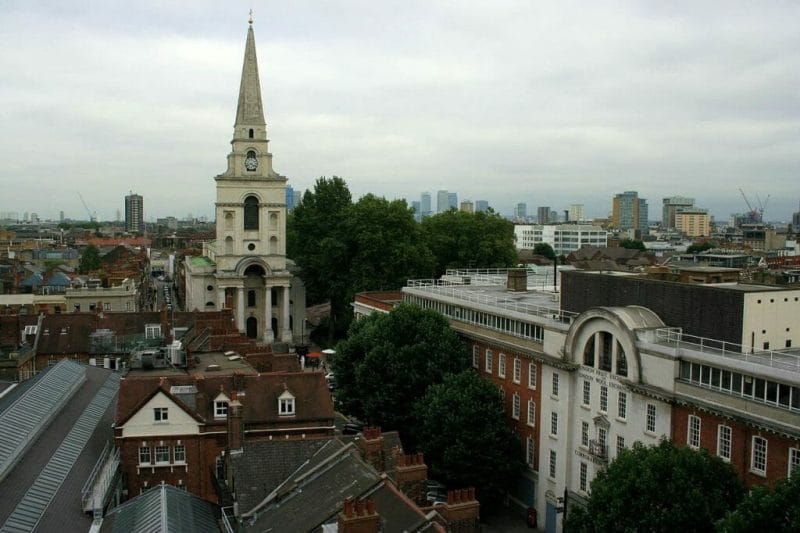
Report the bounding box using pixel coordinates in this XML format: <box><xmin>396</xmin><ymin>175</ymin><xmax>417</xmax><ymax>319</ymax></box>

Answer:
<box><xmin>185</xmin><ymin>20</ymin><xmax>305</xmax><ymax>344</ymax></box>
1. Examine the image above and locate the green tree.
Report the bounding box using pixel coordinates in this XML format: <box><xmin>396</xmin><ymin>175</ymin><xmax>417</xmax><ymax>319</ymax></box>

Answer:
<box><xmin>415</xmin><ymin>370</ymin><xmax>523</xmax><ymax>505</ymax></box>
<box><xmin>618</xmin><ymin>238</ymin><xmax>646</xmax><ymax>251</ymax></box>
<box><xmin>330</xmin><ymin>304</ymin><xmax>468</xmax><ymax>447</ymax></box>
<box><xmin>716</xmin><ymin>471</ymin><xmax>800</xmax><ymax>532</ymax></box>
<box><xmin>687</xmin><ymin>240</ymin><xmax>718</xmax><ymax>254</ymax></box>
<box><xmin>345</xmin><ymin>194</ymin><xmax>435</xmax><ymax>294</ymax></box>
<box><xmin>79</xmin><ymin>244</ymin><xmax>101</xmax><ymax>273</ymax></box>
<box><xmin>533</xmin><ymin>242</ymin><xmax>556</xmax><ymax>260</ymax></box>
<box><xmin>421</xmin><ymin>210</ymin><xmax>516</xmax><ymax>276</ymax></box>
<box><xmin>565</xmin><ymin>440</ymin><xmax>744</xmax><ymax>533</ymax></box>
<box><xmin>287</xmin><ymin>176</ymin><xmax>353</xmax><ymax>338</ymax></box>
<box><xmin>288</xmin><ymin>179</ymin><xmax>435</xmax><ymax>339</ymax></box>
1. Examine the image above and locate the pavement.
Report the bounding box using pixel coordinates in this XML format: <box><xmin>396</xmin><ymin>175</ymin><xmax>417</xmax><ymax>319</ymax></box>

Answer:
<box><xmin>482</xmin><ymin>505</ymin><xmax>539</xmax><ymax>532</ymax></box>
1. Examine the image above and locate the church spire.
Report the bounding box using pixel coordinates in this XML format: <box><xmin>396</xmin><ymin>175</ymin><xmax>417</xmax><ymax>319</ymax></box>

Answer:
<box><xmin>235</xmin><ymin>16</ymin><xmax>266</xmax><ymax>127</ymax></box>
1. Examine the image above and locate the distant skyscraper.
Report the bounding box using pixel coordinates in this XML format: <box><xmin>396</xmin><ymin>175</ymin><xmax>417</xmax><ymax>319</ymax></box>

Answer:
<box><xmin>612</xmin><ymin>191</ymin><xmax>648</xmax><ymax>234</ymax></box>
<box><xmin>420</xmin><ymin>192</ymin><xmax>432</xmax><ymax>218</ymax></box>
<box><xmin>448</xmin><ymin>192</ymin><xmax>458</xmax><ymax>210</ymax></box>
<box><xmin>59</xmin><ymin>210</ymin><xmax>65</xmax><ymax>222</ymax></box>
<box><xmin>537</xmin><ymin>206</ymin><xmax>551</xmax><ymax>224</ymax></box>
<box><xmin>514</xmin><ymin>203</ymin><xmax>528</xmax><ymax>220</ymax></box>
<box><xmin>437</xmin><ymin>190</ymin><xmax>450</xmax><ymax>213</ymax></box>
<box><xmin>662</xmin><ymin>196</ymin><xmax>695</xmax><ymax>229</ymax></box>
<box><xmin>793</xmin><ymin>201</ymin><xmax>800</xmax><ymax>229</ymax></box>
<box><xmin>568</xmin><ymin>204</ymin><xmax>585</xmax><ymax>222</ymax></box>
<box><xmin>460</xmin><ymin>200</ymin><xmax>474</xmax><ymax>213</ymax></box>
<box><xmin>475</xmin><ymin>200</ymin><xmax>489</xmax><ymax>213</ymax></box>
<box><xmin>411</xmin><ymin>200</ymin><xmax>421</xmax><ymax>221</ymax></box>
<box><xmin>125</xmin><ymin>192</ymin><xmax>144</xmax><ymax>233</ymax></box>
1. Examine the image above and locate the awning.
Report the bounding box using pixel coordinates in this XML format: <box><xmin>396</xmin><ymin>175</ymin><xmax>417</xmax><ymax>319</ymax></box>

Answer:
<box><xmin>306</xmin><ymin>352</ymin><xmax>322</xmax><ymax>358</ymax></box>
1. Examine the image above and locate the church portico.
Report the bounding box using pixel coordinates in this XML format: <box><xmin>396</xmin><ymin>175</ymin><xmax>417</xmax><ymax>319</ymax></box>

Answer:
<box><xmin>183</xmin><ymin>17</ymin><xmax>305</xmax><ymax>346</ymax></box>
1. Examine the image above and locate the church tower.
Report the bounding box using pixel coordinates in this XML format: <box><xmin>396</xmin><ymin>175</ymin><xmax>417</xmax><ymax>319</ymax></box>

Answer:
<box><xmin>184</xmin><ymin>16</ymin><xmax>302</xmax><ymax>344</ymax></box>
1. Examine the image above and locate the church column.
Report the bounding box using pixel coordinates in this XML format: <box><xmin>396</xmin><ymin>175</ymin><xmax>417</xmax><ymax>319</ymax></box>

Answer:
<box><xmin>281</xmin><ymin>285</ymin><xmax>292</xmax><ymax>342</ymax></box>
<box><xmin>236</xmin><ymin>287</ymin><xmax>245</xmax><ymax>332</ymax></box>
<box><xmin>263</xmin><ymin>286</ymin><xmax>274</xmax><ymax>344</ymax></box>
<box><xmin>217</xmin><ymin>288</ymin><xmax>226</xmax><ymax>310</ymax></box>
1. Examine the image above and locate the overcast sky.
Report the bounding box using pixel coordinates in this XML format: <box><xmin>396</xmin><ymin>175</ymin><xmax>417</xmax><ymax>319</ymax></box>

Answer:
<box><xmin>1</xmin><ymin>1</ymin><xmax>799</xmax><ymax>222</ymax></box>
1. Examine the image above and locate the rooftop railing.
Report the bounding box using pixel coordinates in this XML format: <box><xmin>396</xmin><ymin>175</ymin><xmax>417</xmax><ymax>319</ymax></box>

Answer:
<box><xmin>405</xmin><ymin>280</ymin><xmax>577</xmax><ymax>324</ymax></box>
<box><xmin>653</xmin><ymin>327</ymin><xmax>800</xmax><ymax>374</ymax></box>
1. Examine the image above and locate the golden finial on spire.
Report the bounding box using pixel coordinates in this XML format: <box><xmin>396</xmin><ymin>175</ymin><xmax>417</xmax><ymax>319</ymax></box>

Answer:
<box><xmin>248</xmin><ymin>9</ymin><xmax>254</xmax><ymax>25</ymax></box>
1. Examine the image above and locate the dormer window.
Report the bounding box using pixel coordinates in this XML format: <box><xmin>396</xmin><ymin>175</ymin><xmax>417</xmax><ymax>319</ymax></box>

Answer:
<box><xmin>214</xmin><ymin>393</ymin><xmax>230</xmax><ymax>419</ymax></box>
<box><xmin>278</xmin><ymin>390</ymin><xmax>295</xmax><ymax>417</ymax></box>
<box><xmin>145</xmin><ymin>324</ymin><xmax>162</xmax><ymax>339</ymax></box>
<box><xmin>154</xmin><ymin>407</ymin><xmax>168</xmax><ymax>422</ymax></box>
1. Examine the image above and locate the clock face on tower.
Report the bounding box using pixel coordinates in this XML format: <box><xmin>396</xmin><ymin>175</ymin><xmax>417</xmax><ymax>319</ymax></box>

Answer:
<box><xmin>245</xmin><ymin>151</ymin><xmax>258</xmax><ymax>171</ymax></box>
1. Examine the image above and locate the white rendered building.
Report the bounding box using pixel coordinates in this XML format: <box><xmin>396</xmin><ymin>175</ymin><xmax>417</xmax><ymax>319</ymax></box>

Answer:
<box><xmin>515</xmin><ymin>224</ymin><xmax>608</xmax><ymax>256</ymax></box>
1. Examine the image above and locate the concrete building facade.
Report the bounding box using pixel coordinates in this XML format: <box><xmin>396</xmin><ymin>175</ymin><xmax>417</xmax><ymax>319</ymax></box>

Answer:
<box><xmin>675</xmin><ymin>209</ymin><xmax>711</xmax><ymax>237</ymax></box>
<box><xmin>514</xmin><ymin>224</ymin><xmax>608</xmax><ymax>256</ymax></box>
<box><xmin>611</xmin><ymin>191</ymin><xmax>648</xmax><ymax>235</ymax></box>
<box><xmin>662</xmin><ymin>196</ymin><xmax>695</xmax><ymax>230</ymax></box>
<box><xmin>125</xmin><ymin>193</ymin><xmax>144</xmax><ymax>233</ymax></box>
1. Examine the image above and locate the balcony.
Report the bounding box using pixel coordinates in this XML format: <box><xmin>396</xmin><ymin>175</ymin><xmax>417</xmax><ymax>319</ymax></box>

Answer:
<box><xmin>588</xmin><ymin>439</ymin><xmax>607</xmax><ymax>462</ymax></box>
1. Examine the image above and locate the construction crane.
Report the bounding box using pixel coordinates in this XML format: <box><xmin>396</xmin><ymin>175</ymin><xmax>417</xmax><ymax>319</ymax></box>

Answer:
<box><xmin>77</xmin><ymin>192</ymin><xmax>97</xmax><ymax>222</ymax></box>
<box><xmin>755</xmin><ymin>193</ymin><xmax>770</xmax><ymax>222</ymax></box>
<box><xmin>738</xmin><ymin>188</ymin><xmax>761</xmax><ymax>224</ymax></box>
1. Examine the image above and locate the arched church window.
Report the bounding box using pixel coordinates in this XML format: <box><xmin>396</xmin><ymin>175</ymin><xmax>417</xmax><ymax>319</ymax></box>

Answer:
<box><xmin>616</xmin><ymin>341</ymin><xmax>628</xmax><ymax>377</ymax></box>
<box><xmin>225</xmin><ymin>237</ymin><xmax>233</xmax><ymax>255</ymax></box>
<box><xmin>249</xmin><ymin>128</ymin><xmax>254</xmax><ymax>139</ymax></box>
<box><xmin>248</xmin><ymin>290</ymin><xmax>256</xmax><ymax>307</ymax></box>
<box><xmin>244</xmin><ymin>196</ymin><xmax>259</xmax><ymax>230</ymax></box>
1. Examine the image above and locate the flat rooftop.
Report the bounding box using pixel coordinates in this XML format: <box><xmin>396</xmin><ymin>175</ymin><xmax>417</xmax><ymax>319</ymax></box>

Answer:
<box><xmin>126</xmin><ymin>351</ymin><xmax>258</xmax><ymax>377</ymax></box>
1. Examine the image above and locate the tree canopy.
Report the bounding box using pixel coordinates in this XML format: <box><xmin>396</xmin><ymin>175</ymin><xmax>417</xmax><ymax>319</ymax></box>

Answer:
<box><xmin>687</xmin><ymin>240</ymin><xmax>718</xmax><ymax>254</ymax></box>
<box><xmin>420</xmin><ymin>210</ymin><xmax>517</xmax><ymax>276</ymax></box>
<box><xmin>533</xmin><ymin>242</ymin><xmax>556</xmax><ymax>260</ymax></box>
<box><xmin>565</xmin><ymin>440</ymin><xmax>744</xmax><ymax>533</ymax></box>
<box><xmin>79</xmin><ymin>244</ymin><xmax>101</xmax><ymax>273</ymax></box>
<box><xmin>414</xmin><ymin>370</ymin><xmax>523</xmax><ymax>505</ymax></box>
<box><xmin>618</xmin><ymin>238</ymin><xmax>646</xmax><ymax>251</ymax></box>
<box><xmin>716</xmin><ymin>471</ymin><xmax>800</xmax><ymax>533</ymax></box>
<box><xmin>330</xmin><ymin>303</ymin><xmax>468</xmax><ymax>447</ymax></box>
<box><xmin>287</xmin><ymin>178</ymin><xmax>434</xmax><ymax>339</ymax></box>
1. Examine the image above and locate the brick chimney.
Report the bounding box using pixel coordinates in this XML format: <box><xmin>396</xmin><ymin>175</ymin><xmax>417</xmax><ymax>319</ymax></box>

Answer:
<box><xmin>357</xmin><ymin>427</ymin><xmax>385</xmax><ymax>472</ymax></box>
<box><xmin>439</xmin><ymin>488</ymin><xmax>480</xmax><ymax>532</ymax></box>
<box><xmin>227</xmin><ymin>397</ymin><xmax>243</xmax><ymax>454</ymax></box>
<box><xmin>338</xmin><ymin>497</ymin><xmax>380</xmax><ymax>533</ymax></box>
<box><xmin>395</xmin><ymin>452</ymin><xmax>428</xmax><ymax>506</ymax></box>
<box><xmin>195</xmin><ymin>377</ymin><xmax>208</xmax><ymax>419</ymax></box>
<box><xmin>507</xmin><ymin>267</ymin><xmax>527</xmax><ymax>292</ymax></box>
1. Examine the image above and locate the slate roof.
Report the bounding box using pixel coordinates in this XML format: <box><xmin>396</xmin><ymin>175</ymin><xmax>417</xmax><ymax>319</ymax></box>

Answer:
<box><xmin>230</xmin><ymin>437</ymin><xmax>334</xmax><ymax>513</ymax></box>
<box><xmin>244</xmin><ymin>443</ymin><xmax>382</xmax><ymax>532</ymax></box>
<box><xmin>0</xmin><ymin>364</ymin><xmax>119</xmax><ymax>533</ymax></box>
<box><xmin>99</xmin><ymin>484</ymin><xmax>221</xmax><ymax>533</ymax></box>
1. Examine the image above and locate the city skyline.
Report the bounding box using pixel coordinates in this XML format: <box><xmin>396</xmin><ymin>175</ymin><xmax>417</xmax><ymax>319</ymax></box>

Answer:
<box><xmin>2</xmin><ymin>2</ymin><xmax>800</xmax><ymax>221</ymax></box>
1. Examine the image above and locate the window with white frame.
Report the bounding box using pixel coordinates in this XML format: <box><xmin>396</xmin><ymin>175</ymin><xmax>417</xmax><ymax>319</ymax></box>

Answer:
<box><xmin>526</xmin><ymin>437</ymin><xmax>535</xmax><ymax>466</ymax></box>
<box><xmin>617</xmin><ymin>391</ymin><xmax>627</xmax><ymax>420</ymax></box>
<box><xmin>278</xmin><ymin>390</ymin><xmax>296</xmax><ymax>416</ymax></box>
<box><xmin>550</xmin><ymin>412</ymin><xmax>558</xmax><ymax>437</ymax></box>
<box><xmin>498</xmin><ymin>353</ymin><xmax>506</xmax><ymax>378</ymax></box>
<box><xmin>145</xmin><ymin>324</ymin><xmax>162</xmax><ymax>339</ymax></box>
<box><xmin>598</xmin><ymin>427</ymin><xmax>607</xmax><ymax>449</ymax></box>
<box><xmin>646</xmin><ymin>404</ymin><xmax>656</xmax><ymax>433</ymax></box>
<box><xmin>616</xmin><ymin>435</ymin><xmax>625</xmax><ymax>456</ymax></box>
<box><xmin>688</xmin><ymin>415</ymin><xmax>701</xmax><ymax>449</ymax></box>
<box><xmin>512</xmin><ymin>394</ymin><xmax>520</xmax><ymax>420</ymax></box>
<box><xmin>581</xmin><ymin>421</ymin><xmax>589</xmax><ymax>447</ymax></box>
<box><xmin>549</xmin><ymin>450</ymin><xmax>557</xmax><ymax>479</ymax></box>
<box><xmin>513</xmin><ymin>358</ymin><xmax>522</xmax><ymax>384</ymax></box>
<box><xmin>717</xmin><ymin>425</ymin><xmax>732</xmax><ymax>461</ymax></box>
<box><xmin>528</xmin><ymin>362</ymin><xmax>537</xmax><ymax>389</ymax></box>
<box><xmin>139</xmin><ymin>446</ymin><xmax>151</xmax><ymax>465</ymax></box>
<box><xmin>103</xmin><ymin>302</ymin><xmax>111</xmax><ymax>311</ymax></box>
<box><xmin>214</xmin><ymin>400</ymin><xmax>228</xmax><ymax>418</ymax></box>
<box><xmin>582</xmin><ymin>380</ymin><xmax>591</xmax><ymax>407</ymax></box>
<box><xmin>485</xmin><ymin>349</ymin><xmax>493</xmax><ymax>374</ymax></box>
<box><xmin>155</xmin><ymin>445</ymin><xmax>170</xmax><ymax>464</ymax></box>
<box><xmin>552</xmin><ymin>373</ymin><xmax>559</xmax><ymax>398</ymax></box>
<box><xmin>600</xmin><ymin>385</ymin><xmax>608</xmax><ymax>413</ymax></box>
<box><xmin>472</xmin><ymin>345</ymin><xmax>479</xmax><ymax>368</ymax></box>
<box><xmin>154</xmin><ymin>407</ymin><xmax>168</xmax><ymax>422</ymax></box>
<box><xmin>527</xmin><ymin>400</ymin><xmax>536</xmax><ymax>426</ymax></box>
<box><xmin>751</xmin><ymin>436</ymin><xmax>767</xmax><ymax>475</ymax></box>
<box><xmin>579</xmin><ymin>462</ymin><xmax>588</xmax><ymax>491</ymax></box>
<box><xmin>174</xmin><ymin>445</ymin><xmax>186</xmax><ymax>464</ymax></box>
<box><xmin>789</xmin><ymin>447</ymin><xmax>799</xmax><ymax>477</ymax></box>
